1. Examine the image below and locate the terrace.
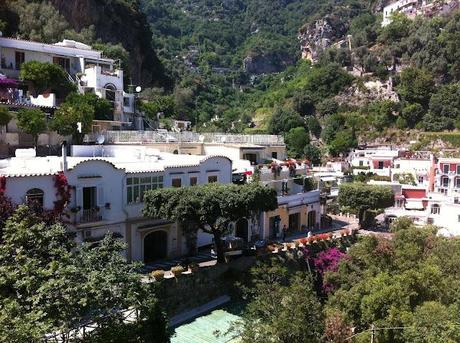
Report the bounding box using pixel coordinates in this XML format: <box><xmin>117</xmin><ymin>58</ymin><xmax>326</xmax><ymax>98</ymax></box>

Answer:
<box><xmin>87</xmin><ymin>130</ymin><xmax>285</xmax><ymax>146</ymax></box>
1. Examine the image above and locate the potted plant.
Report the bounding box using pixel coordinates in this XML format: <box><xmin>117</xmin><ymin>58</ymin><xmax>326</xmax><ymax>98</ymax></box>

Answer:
<box><xmin>151</xmin><ymin>270</ymin><xmax>165</xmax><ymax>281</ymax></box>
<box><xmin>171</xmin><ymin>265</ymin><xmax>185</xmax><ymax>277</ymax></box>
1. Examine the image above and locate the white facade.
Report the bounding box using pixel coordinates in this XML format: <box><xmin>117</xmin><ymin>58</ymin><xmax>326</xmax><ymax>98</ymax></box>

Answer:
<box><xmin>392</xmin><ymin>157</ymin><xmax>431</xmax><ymax>186</ymax></box>
<box><xmin>350</xmin><ymin>147</ymin><xmax>400</xmax><ymax>176</ymax></box>
<box><xmin>0</xmin><ymin>37</ymin><xmax>135</xmax><ymax>127</ymax></box>
<box><xmin>382</xmin><ymin>0</ymin><xmax>419</xmax><ymax>26</ymax></box>
<box><xmin>0</xmin><ymin>146</ymin><xmax>233</xmax><ymax>263</ymax></box>
<box><xmin>383</xmin><ymin>156</ymin><xmax>460</xmax><ymax>236</ymax></box>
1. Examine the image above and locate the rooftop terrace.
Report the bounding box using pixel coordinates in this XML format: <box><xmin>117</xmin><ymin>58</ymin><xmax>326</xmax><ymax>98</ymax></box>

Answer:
<box><xmin>87</xmin><ymin>131</ymin><xmax>285</xmax><ymax>146</ymax></box>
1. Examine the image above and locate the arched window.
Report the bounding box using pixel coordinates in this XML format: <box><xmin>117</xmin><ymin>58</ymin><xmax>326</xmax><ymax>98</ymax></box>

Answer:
<box><xmin>26</xmin><ymin>188</ymin><xmax>44</xmax><ymax>207</ymax></box>
<box><xmin>431</xmin><ymin>204</ymin><xmax>440</xmax><ymax>215</ymax></box>
<box><xmin>104</xmin><ymin>83</ymin><xmax>117</xmax><ymax>103</ymax></box>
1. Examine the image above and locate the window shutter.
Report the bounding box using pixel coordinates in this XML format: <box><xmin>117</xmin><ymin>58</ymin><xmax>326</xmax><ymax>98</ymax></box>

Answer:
<box><xmin>97</xmin><ymin>186</ymin><xmax>104</xmax><ymax>207</ymax></box>
<box><xmin>76</xmin><ymin>187</ymin><xmax>83</xmax><ymax>208</ymax></box>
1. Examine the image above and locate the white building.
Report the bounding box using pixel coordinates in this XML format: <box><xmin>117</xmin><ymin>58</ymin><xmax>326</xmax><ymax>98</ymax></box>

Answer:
<box><xmin>349</xmin><ymin>147</ymin><xmax>401</xmax><ymax>177</ymax></box>
<box><xmin>392</xmin><ymin>153</ymin><xmax>432</xmax><ymax>186</ymax></box>
<box><xmin>0</xmin><ymin>146</ymin><xmax>232</xmax><ymax>263</ymax></box>
<box><xmin>384</xmin><ymin>156</ymin><xmax>460</xmax><ymax>235</ymax></box>
<box><xmin>382</xmin><ymin>0</ymin><xmax>419</xmax><ymax>26</ymax></box>
<box><xmin>0</xmin><ymin>36</ymin><xmax>135</xmax><ymax>128</ymax></box>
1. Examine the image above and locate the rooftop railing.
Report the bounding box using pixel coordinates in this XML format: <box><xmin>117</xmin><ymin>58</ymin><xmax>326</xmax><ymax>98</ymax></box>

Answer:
<box><xmin>90</xmin><ymin>131</ymin><xmax>285</xmax><ymax>146</ymax></box>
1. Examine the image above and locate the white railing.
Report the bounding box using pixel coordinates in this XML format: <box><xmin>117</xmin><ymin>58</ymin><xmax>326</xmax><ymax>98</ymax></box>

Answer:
<box><xmin>88</xmin><ymin>131</ymin><xmax>285</xmax><ymax>146</ymax></box>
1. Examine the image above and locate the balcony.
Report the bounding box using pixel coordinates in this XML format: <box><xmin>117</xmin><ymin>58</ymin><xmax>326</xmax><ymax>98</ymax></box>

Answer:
<box><xmin>79</xmin><ymin>208</ymin><xmax>102</xmax><ymax>224</ymax></box>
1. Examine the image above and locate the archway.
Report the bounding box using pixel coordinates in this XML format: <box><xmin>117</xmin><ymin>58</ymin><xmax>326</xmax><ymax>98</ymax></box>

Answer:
<box><xmin>144</xmin><ymin>230</ymin><xmax>168</xmax><ymax>263</ymax></box>
<box><xmin>235</xmin><ymin>218</ymin><xmax>249</xmax><ymax>242</ymax></box>
<box><xmin>307</xmin><ymin>211</ymin><xmax>316</xmax><ymax>230</ymax></box>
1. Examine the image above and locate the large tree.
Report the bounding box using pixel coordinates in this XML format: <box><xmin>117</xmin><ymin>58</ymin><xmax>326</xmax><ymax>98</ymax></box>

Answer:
<box><xmin>285</xmin><ymin>126</ymin><xmax>309</xmax><ymax>158</ymax></box>
<box><xmin>16</xmin><ymin>108</ymin><xmax>47</xmax><ymax>147</ymax></box>
<box><xmin>20</xmin><ymin>61</ymin><xmax>75</xmax><ymax>98</ymax></box>
<box><xmin>338</xmin><ymin>183</ymin><xmax>394</xmax><ymax>226</ymax></box>
<box><xmin>50</xmin><ymin>97</ymin><xmax>93</xmax><ymax>144</ymax></box>
<box><xmin>0</xmin><ymin>206</ymin><xmax>170</xmax><ymax>342</ymax></box>
<box><xmin>143</xmin><ymin>183</ymin><xmax>278</xmax><ymax>263</ymax></box>
<box><xmin>236</xmin><ymin>261</ymin><xmax>324</xmax><ymax>343</ymax></box>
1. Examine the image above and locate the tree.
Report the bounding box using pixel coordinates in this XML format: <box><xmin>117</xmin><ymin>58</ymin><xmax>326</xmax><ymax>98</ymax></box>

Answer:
<box><xmin>0</xmin><ymin>206</ymin><xmax>170</xmax><ymax>342</ymax></box>
<box><xmin>285</xmin><ymin>126</ymin><xmax>309</xmax><ymax>158</ymax></box>
<box><xmin>16</xmin><ymin>108</ymin><xmax>47</xmax><ymax>146</ymax></box>
<box><xmin>305</xmin><ymin>116</ymin><xmax>321</xmax><ymax>137</ymax></box>
<box><xmin>403</xmin><ymin>302</ymin><xmax>460</xmax><ymax>343</ymax></box>
<box><xmin>143</xmin><ymin>183</ymin><xmax>278</xmax><ymax>263</ymax></box>
<box><xmin>0</xmin><ymin>107</ymin><xmax>12</xmax><ymax>132</ymax></box>
<box><xmin>390</xmin><ymin>216</ymin><xmax>416</xmax><ymax>233</ymax></box>
<box><xmin>291</xmin><ymin>91</ymin><xmax>315</xmax><ymax>116</ymax></box>
<box><xmin>328</xmin><ymin>130</ymin><xmax>357</xmax><ymax>157</ymax></box>
<box><xmin>367</xmin><ymin>100</ymin><xmax>397</xmax><ymax>131</ymax></box>
<box><xmin>338</xmin><ymin>183</ymin><xmax>394</xmax><ymax>225</ymax></box>
<box><xmin>401</xmin><ymin>103</ymin><xmax>425</xmax><ymax>129</ymax></box>
<box><xmin>321</xmin><ymin>113</ymin><xmax>345</xmax><ymax>144</ymax></box>
<box><xmin>428</xmin><ymin>83</ymin><xmax>460</xmax><ymax>121</ymax></box>
<box><xmin>397</xmin><ymin>67</ymin><xmax>435</xmax><ymax>108</ymax></box>
<box><xmin>11</xmin><ymin>0</ymin><xmax>70</xmax><ymax>43</ymax></box>
<box><xmin>19</xmin><ymin>61</ymin><xmax>74</xmax><ymax>98</ymax></box>
<box><xmin>236</xmin><ymin>261</ymin><xmax>324</xmax><ymax>343</ymax></box>
<box><xmin>316</xmin><ymin>98</ymin><xmax>339</xmax><ymax>118</ymax></box>
<box><xmin>325</xmin><ymin>224</ymin><xmax>460</xmax><ymax>343</ymax></box>
<box><xmin>51</xmin><ymin>98</ymin><xmax>93</xmax><ymax>144</ymax></box>
<box><xmin>304</xmin><ymin>144</ymin><xmax>322</xmax><ymax>165</ymax></box>
<box><xmin>65</xmin><ymin>93</ymin><xmax>113</xmax><ymax>121</ymax></box>
<box><xmin>141</xmin><ymin>95</ymin><xmax>176</xmax><ymax>120</ymax></box>
<box><xmin>268</xmin><ymin>107</ymin><xmax>304</xmax><ymax>135</ymax></box>
<box><xmin>304</xmin><ymin>63</ymin><xmax>353</xmax><ymax>101</ymax></box>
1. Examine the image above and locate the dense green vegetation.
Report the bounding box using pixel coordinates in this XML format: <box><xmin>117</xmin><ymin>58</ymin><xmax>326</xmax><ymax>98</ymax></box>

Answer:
<box><xmin>237</xmin><ymin>219</ymin><xmax>460</xmax><ymax>343</ymax></box>
<box><xmin>138</xmin><ymin>2</ymin><xmax>460</xmax><ymax>158</ymax></box>
<box><xmin>0</xmin><ymin>206</ymin><xmax>170</xmax><ymax>342</ymax></box>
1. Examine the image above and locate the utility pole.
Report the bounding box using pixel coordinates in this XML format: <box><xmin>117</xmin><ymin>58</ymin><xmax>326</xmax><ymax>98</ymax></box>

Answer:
<box><xmin>370</xmin><ymin>324</ymin><xmax>376</xmax><ymax>343</ymax></box>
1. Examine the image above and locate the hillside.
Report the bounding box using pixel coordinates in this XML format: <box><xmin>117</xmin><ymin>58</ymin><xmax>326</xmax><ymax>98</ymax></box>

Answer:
<box><xmin>0</xmin><ymin>0</ymin><xmax>169</xmax><ymax>87</ymax></box>
<box><xmin>136</xmin><ymin>0</ymin><xmax>460</xmax><ymax>159</ymax></box>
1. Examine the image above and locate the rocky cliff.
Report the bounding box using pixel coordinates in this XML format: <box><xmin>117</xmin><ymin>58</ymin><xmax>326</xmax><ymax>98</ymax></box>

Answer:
<box><xmin>49</xmin><ymin>0</ymin><xmax>168</xmax><ymax>88</ymax></box>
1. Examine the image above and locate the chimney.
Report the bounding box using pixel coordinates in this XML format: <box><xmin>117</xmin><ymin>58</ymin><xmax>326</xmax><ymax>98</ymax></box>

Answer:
<box><xmin>61</xmin><ymin>140</ymin><xmax>68</xmax><ymax>172</ymax></box>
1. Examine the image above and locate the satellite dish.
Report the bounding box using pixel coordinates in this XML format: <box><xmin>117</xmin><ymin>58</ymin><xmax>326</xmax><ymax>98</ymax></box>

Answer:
<box><xmin>96</xmin><ymin>135</ymin><xmax>105</xmax><ymax>145</ymax></box>
<box><xmin>135</xmin><ymin>86</ymin><xmax>142</xmax><ymax>93</ymax></box>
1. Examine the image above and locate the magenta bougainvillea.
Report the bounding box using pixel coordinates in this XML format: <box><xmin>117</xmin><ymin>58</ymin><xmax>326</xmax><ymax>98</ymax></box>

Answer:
<box><xmin>53</xmin><ymin>172</ymin><xmax>71</xmax><ymax>215</ymax></box>
<box><xmin>313</xmin><ymin>247</ymin><xmax>346</xmax><ymax>275</ymax></box>
<box><xmin>307</xmin><ymin>247</ymin><xmax>347</xmax><ymax>293</ymax></box>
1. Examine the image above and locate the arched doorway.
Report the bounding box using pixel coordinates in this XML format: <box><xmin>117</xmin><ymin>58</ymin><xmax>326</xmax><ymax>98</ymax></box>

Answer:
<box><xmin>235</xmin><ymin>218</ymin><xmax>249</xmax><ymax>242</ymax></box>
<box><xmin>144</xmin><ymin>230</ymin><xmax>168</xmax><ymax>263</ymax></box>
<box><xmin>307</xmin><ymin>211</ymin><xmax>316</xmax><ymax>230</ymax></box>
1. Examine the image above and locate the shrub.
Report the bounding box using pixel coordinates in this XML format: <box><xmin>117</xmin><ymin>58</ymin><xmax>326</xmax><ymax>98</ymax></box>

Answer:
<box><xmin>171</xmin><ymin>265</ymin><xmax>185</xmax><ymax>277</ymax></box>
<box><xmin>151</xmin><ymin>270</ymin><xmax>165</xmax><ymax>281</ymax></box>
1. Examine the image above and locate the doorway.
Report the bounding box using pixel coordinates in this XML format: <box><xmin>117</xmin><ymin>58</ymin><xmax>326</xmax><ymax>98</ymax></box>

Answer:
<box><xmin>289</xmin><ymin>213</ymin><xmax>300</xmax><ymax>232</ymax></box>
<box><xmin>307</xmin><ymin>211</ymin><xmax>316</xmax><ymax>230</ymax></box>
<box><xmin>235</xmin><ymin>218</ymin><xmax>249</xmax><ymax>242</ymax></box>
<box><xmin>144</xmin><ymin>230</ymin><xmax>168</xmax><ymax>263</ymax></box>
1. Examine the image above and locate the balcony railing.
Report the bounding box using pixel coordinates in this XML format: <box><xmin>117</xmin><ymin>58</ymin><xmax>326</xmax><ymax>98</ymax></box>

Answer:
<box><xmin>79</xmin><ymin>208</ymin><xmax>102</xmax><ymax>223</ymax></box>
<box><xmin>86</xmin><ymin>131</ymin><xmax>285</xmax><ymax>146</ymax></box>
